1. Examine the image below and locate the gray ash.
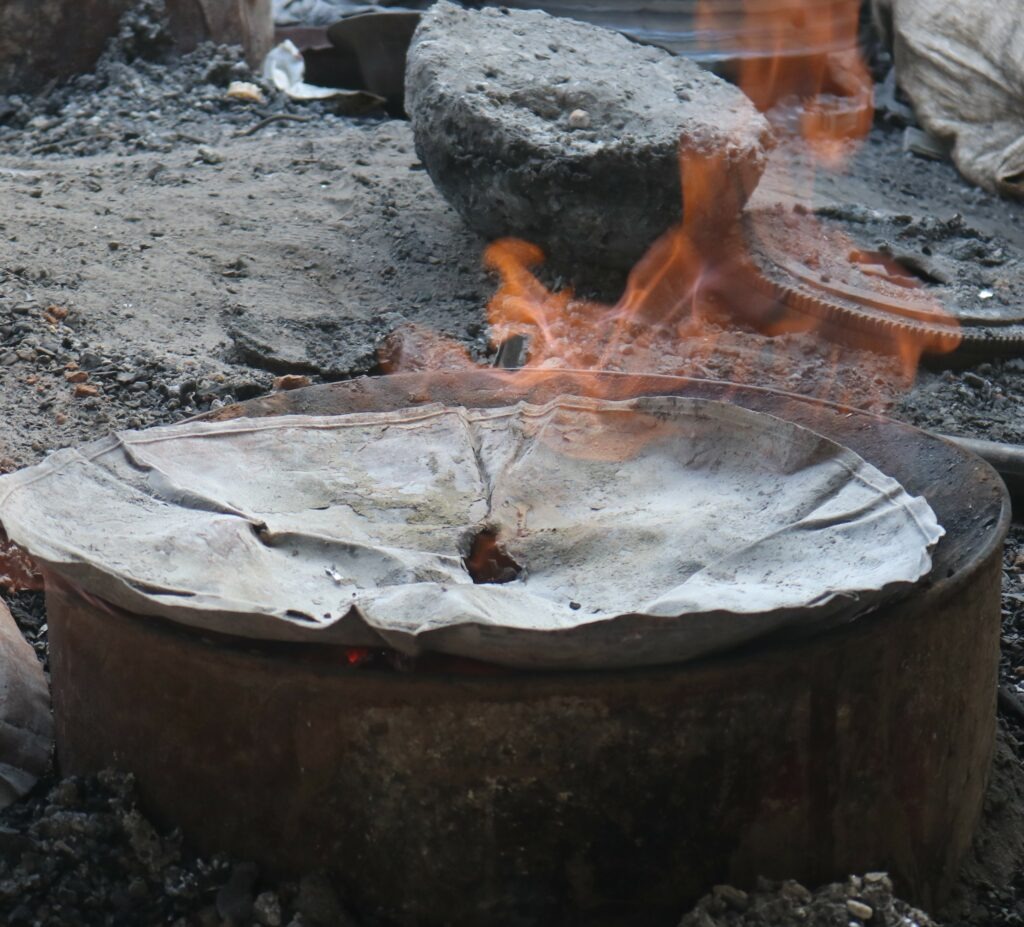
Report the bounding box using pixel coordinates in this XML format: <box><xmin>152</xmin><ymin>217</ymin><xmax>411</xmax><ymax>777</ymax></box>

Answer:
<box><xmin>0</xmin><ymin>771</ymin><xmax>359</xmax><ymax>926</ymax></box>
<box><xmin>0</xmin><ymin>1</ymin><xmax>371</xmax><ymax>162</ymax></box>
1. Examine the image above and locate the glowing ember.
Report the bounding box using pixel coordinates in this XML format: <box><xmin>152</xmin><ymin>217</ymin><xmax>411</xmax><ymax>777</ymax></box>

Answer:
<box><xmin>464</xmin><ymin>529</ymin><xmax>522</xmax><ymax>585</ymax></box>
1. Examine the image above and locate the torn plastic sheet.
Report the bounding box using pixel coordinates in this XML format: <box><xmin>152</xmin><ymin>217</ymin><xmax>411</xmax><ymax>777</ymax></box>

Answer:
<box><xmin>261</xmin><ymin>38</ymin><xmax>384</xmax><ymax>107</ymax></box>
<box><xmin>0</xmin><ymin>396</ymin><xmax>942</xmax><ymax>669</ymax></box>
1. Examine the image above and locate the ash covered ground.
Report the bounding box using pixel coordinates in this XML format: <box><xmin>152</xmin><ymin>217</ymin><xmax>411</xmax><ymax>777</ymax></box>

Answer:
<box><xmin>1</xmin><ymin>2</ymin><xmax>1024</xmax><ymax>924</ymax></box>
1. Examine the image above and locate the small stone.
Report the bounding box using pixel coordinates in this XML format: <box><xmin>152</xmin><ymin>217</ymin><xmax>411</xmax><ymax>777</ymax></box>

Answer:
<box><xmin>780</xmin><ymin>880</ymin><xmax>813</xmax><ymax>902</ymax></box>
<box><xmin>15</xmin><ymin>347</ymin><xmax>35</xmax><ymax>361</ymax></box>
<box><xmin>273</xmin><ymin>374</ymin><xmax>312</xmax><ymax>391</ymax></box>
<box><xmin>197</xmin><ymin>146</ymin><xmax>224</xmax><ymax>165</ymax></box>
<box><xmin>254</xmin><ymin>890</ymin><xmax>283</xmax><ymax>926</ymax></box>
<box><xmin>73</xmin><ymin>384</ymin><xmax>100</xmax><ymax>398</ymax></box>
<box><xmin>216</xmin><ymin>861</ymin><xmax>259</xmax><ymax>922</ymax></box>
<box><xmin>65</xmin><ymin>370</ymin><xmax>89</xmax><ymax>384</ymax></box>
<box><xmin>863</xmin><ymin>872</ymin><xmax>891</xmax><ymax>889</ymax></box>
<box><xmin>567</xmin><ymin>108</ymin><xmax>590</xmax><ymax>129</ymax></box>
<box><xmin>712</xmin><ymin>884</ymin><xmax>749</xmax><ymax>911</ymax></box>
<box><xmin>48</xmin><ymin>780</ymin><xmax>80</xmax><ymax>807</ymax></box>
<box><xmin>226</xmin><ymin>81</ymin><xmax>266</xmax><ymax>104</ymax></box>
<box><xmin>296</xmin><ymin>873</ymin><xmax>350</xmax><ymax>926</ymax></box>
<box><xmin>847</xmin><ymin>899</ymin><xmax>874</xmax><ymax>920</ymax></box>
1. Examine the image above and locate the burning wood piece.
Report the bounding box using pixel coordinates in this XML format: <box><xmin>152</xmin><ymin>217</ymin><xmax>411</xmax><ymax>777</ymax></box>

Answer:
<box><xmin>491</xmin><ymin>333</ymin><xmax>530</xmax><ymax>369</ymax></box>
<box><xmin>405</xmin><ymin>2</ymin><xmax>772</xmax><ymax>271</ymax></box>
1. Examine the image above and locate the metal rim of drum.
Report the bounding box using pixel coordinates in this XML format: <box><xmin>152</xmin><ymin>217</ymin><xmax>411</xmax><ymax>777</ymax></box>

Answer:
<box><xmin>45</xmin><ymin>371</ymin><xmax>1010</xmax><ymax>927</ymax></box>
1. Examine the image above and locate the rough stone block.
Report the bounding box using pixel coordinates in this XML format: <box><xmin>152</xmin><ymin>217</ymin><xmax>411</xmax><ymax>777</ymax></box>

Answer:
<box><xmin>406</xmin><ymin>2</ymin><xmax>773</xmax><ymax>270</ymax></box>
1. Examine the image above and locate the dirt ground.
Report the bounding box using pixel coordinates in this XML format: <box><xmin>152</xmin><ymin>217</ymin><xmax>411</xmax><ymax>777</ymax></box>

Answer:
<box><xmin>1</xmin><ymin>7</ymin><xmax>1024</xmax><ymax>926</ymax></box>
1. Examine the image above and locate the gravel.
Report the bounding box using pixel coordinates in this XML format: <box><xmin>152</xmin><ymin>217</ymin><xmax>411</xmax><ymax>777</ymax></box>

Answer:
<box><xmin>679</xmin><ymin>873</ymin><xmax>936</xmax><ymax>927</ymax></box>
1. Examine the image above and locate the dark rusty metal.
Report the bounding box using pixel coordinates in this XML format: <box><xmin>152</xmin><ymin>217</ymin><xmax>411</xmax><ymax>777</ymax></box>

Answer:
<box><xmin>941</xmin><ymin>433</ymin><xmax>1024</xmax><ymax>517</ymax></box>
<box><xmin>0</xmin><ymin>0</ymin><xmax>272</xmax><ymax>94</ymax></box>
<box><xmin>736</xmin><ymin>213</ymin><xmax>1024</xmax><ymax>364</ymax></box>
<box><xmin>47</xmin><ymin>372</ymin><xmax>1009</xmax><ymax>927</ymax></box>
<box><xmin>327</xmin><ymin>11</ymin><xmax>420</xmax><ymax>115</ymax></box>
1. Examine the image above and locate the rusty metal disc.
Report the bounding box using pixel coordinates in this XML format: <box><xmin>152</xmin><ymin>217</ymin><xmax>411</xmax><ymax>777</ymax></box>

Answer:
<box><xmin>738</xmin><ymin>205</ymin><xmax>1024</xmax><ymax>362</ymax></box>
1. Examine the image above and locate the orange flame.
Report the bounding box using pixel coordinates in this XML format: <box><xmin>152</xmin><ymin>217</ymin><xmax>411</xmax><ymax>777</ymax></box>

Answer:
<box><xmin>383</xmin><ymin>0</ymin><xmax>960</xmax><ymax>417</ymax></box>
<box><xmin>697</xmin><ymin>0</ymin><xmax>874</xmax><ymax>165</ymax></box>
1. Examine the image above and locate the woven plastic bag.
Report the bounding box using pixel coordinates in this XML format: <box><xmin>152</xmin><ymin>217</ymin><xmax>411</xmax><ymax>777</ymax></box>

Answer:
<box><xmin>877</xmin><ymin>0</ymin><xmax>1024</xmax><ymax>197</ymax></box>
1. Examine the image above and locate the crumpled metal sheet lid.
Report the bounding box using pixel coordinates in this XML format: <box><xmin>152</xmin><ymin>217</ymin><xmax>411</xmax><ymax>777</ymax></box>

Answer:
<box><xmin>0</xmin><ymin>395</ymin><xmax>942</xmax><ymax>669</ymax></box>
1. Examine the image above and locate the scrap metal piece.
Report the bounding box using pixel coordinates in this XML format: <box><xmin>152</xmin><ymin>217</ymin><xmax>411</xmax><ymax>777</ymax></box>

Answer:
<box><xmin>326</xmin><ymin>10</ymin><xmax>420</xmax><ymax>113</ymax></box>
<box><xmin>739</xmin><ymin>206</ymin><xmax>1024</xmax><ymax>361</ymax></box>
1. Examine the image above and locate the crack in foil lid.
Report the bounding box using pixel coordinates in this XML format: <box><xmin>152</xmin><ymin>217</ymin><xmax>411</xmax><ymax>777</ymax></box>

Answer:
<box><xmin>0</xmin><ymin>395</ymin><xmax>942</xmax><ymax>669</ymax></box>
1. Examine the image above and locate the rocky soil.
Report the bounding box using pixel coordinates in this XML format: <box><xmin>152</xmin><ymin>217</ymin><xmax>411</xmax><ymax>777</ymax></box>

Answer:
<box><xmin>0</xmin><ymin>1</ymin><xmax>1023</xmax><ymax>925</ymax></box>
<box><xmin>680</xmin><ymin>873</ymin><xmax>937</xmax><ymax>927</ymax></box>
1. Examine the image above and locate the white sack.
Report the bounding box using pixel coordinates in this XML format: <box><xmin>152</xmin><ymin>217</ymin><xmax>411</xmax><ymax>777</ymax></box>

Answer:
<box><xmin>882</xmin><ymin>0</ymin><xmax>1024</xmax><ymax>197</ymax></box>
<box><xmin>0</xmin><ymin>396</ymin><xmax>942</xmax><ymax>669</ymax></box>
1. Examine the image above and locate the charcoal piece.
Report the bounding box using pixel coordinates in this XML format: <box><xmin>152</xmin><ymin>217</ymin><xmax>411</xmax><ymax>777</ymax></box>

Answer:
<box><xmin>405</xmin><ymin>2</ymin><xmax>772</xmax><ymax>271</ymax></box>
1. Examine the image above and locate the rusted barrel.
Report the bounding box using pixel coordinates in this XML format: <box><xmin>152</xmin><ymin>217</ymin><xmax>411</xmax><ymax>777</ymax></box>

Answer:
<box><xmin>45</xmin><ymin>372</ymin><xmax>1009</xmax><ymax>927</ymax></box>
<box><xmin>0</xmin><ymin>0</ymin><xmax>272</xmax><ymax>93</ymax></box>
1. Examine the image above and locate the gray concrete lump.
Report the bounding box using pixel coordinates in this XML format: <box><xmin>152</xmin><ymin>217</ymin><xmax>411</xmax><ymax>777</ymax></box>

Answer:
<box><xmin>406</xmin><ymin>2</ymin><xmax>773</xmax><ymax>271</ymax></box>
